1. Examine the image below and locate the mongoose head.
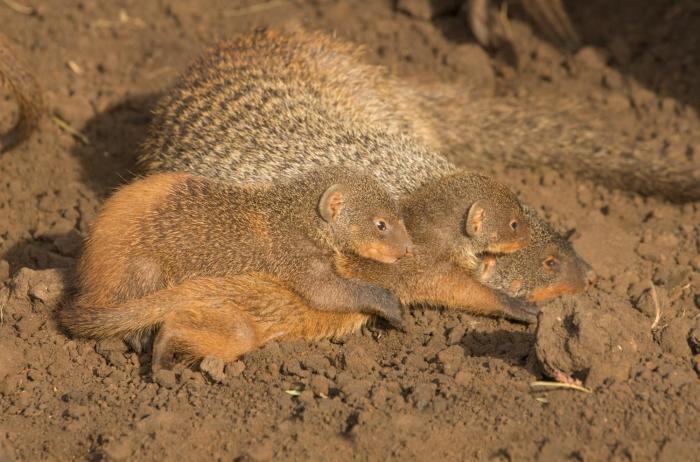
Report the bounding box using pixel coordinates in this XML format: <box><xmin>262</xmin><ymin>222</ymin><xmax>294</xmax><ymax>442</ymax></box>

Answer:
<box><xmin>404</xmin><ymin>172</ymin><xmax>530</xmax><ymax>270</ymax></box>
<box><xmin>476</xmin><ymin>208</ymin><xmax>595</xmax><ymax>302</ymax></box>
<box><xmin>318</xmin><ymin>175</ymin><xmax>414</xmax><ymax>264</ymax></box>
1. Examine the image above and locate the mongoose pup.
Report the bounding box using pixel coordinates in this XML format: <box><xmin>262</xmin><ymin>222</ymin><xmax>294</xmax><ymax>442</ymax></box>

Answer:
<box><xmin>140</xmin><ymin>29</ymin><xmax>699</xmax><ymax>202</ymax></box>
<box><xmin>66</xmin><ymin>166</ymin><xmax>414</xmax><ymax>328</ymax></box>
<box><xmin>401</xmin><ymin>171</ymin><xmax>529</xmax><ymax>272</ymax></box>
<box><xmin>476</xmin><ymin>208</ymin><xmax>595</xmax><ymax>301</ymax></box>
<box><xmin>0</xmin><ymin>33</ymin><xmax>43</xmax><ymax>152</ymax></box>
<box><xmin>62</xmin><ymin>211</ymin><xmax>582</xmax><ymax>368</ymax></box>
<box><xmin>143</xmin><ymin>210</ymin><xmax>588</xmax><ymax>368</ymax></box>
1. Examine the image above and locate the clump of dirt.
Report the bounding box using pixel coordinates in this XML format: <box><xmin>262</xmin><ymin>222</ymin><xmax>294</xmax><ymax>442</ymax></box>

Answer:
<box><xmin>534</xmin><ymin>294</ymin><xmax>652</xmax><ymax>387</ymax></box>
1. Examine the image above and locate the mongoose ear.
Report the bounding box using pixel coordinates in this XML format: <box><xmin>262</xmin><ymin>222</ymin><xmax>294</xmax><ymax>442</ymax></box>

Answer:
<box><xmin>319</xmin><ymin>184</ymin><xmax>345</xmax><ymax>222</ymax></box>
<box><xmin>466</xmin><ymin>200</ymin><xmax>485</xmax><ymax>237</ymax></box>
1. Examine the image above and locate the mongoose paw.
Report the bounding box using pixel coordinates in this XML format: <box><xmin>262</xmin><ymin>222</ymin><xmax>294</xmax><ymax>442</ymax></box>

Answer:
<box><xmin>369</xmin><ymin>288</ymin><xmax>406</xmax><ymax>331</ymax></box>
<box><xmin>502</xmin><ymin>296</ymin><xmax>539</xmax><ymax>324</ymax></box>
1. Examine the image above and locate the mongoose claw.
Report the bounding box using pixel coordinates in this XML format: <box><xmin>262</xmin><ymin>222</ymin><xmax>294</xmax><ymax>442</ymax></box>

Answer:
<box><xmin>368</xmin><ymin>287</ymin><xmax>406</xmax><ymax>331</ymax></box>
<box><xmin>377</xmin><ymin>303</ymin><xmax>406</xmax><ymax>332</ymax></box>
<box><xmin>502</xmin><ymin>295</ymin><xmax>539</xmax><ymax>324</ymax></box>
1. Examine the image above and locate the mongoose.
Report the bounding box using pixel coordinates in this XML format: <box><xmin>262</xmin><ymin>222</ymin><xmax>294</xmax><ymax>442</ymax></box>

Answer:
<box><xmin>141</xmin><ymin>29</ymin><xmax>699</xmax><ymax>202</ymax></box>
<box><xmin>61</xmin><ymin>273</ymin><xmax>372</xmax><ymax>369</ymax></box>
<box><xmin>475</xmin><ymin>207</ymin><xmax>595</xmax><ymax>301</ymax></box>
<box><xmin>401</xmin><ymin>171</ymin><xmax>529</xmax><ymax>272</ymax></box>
<box><xmin>143</xmin><ymin>209</ymin><xmax>588</xmax><ymax>368</ymax></box>
<box><xmin>69</xmin><ymin>209</ymin><xmax>587</xmax><ymax>370</ymax></box>
<box><xmin>138</xmin><ymin>29</ymin><xmax>539</xmax><ymax>319</ymax></box>
<box><xmin>0</xmin><ymin>33</ymin><xmax>42</xmax><ymax>152</ymax></box>
<box><xmin>1</xmin><ymin>29</ymin><xmax>696</xmax><ymax>201</ymax></box>
<box><xmin>68</xmin><ymin>167</ymin><xmax>414</xmax><ymax>327</ymax></box>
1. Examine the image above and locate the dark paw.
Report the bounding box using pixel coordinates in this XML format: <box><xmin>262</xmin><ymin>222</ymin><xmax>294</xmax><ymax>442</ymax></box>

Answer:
<box><xmin>381</xmin><ymin>307</ymin><xmax>406</xmax><ymax>332</ymax></box>
<box><xmin>370</xmin><ymin>289</ymin><xmax>405</xmax><ymax>331</ymax></box>
<box><xmin>503</xmin><ymin>296</ymin><xmax>539</xmax><ymax>324</ymax></box>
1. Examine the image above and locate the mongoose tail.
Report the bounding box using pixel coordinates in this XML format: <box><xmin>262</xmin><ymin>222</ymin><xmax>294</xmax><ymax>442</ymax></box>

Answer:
<box><xmin>409</xmin><ymin>87</ymin><xmax>700</xmax><ymax>202</ymax></box>
<box><xmin>0</xmin><ymin>33</ymin><xmax>43</xmax><ymax>152</ymax></box>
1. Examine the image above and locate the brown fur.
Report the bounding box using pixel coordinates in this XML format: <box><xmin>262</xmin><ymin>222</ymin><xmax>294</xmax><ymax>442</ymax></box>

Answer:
<box><xmin>475</xmin><ymin>207</ymin><xmax>595</xmax><ymax>301</ymax></box>
<box><xmin>152</xmin><ymin>275</ymin><xmax>368</xmax><ymax>368</ymax></box>
<box><xmin>334</xmin><ymin>251</ymin><xmax>537</xmax><ymax>324</ymax></box>
<box><xmin>0</xmin><ymin>33</ymin><xmax>43</xmax><ymax>152</ymax></box>
<box><xmin>61</xmin><ymin>167</ymin><xmax>414</xmax><ymax>341</ymax></box>
<box><xmin>65</xmin><ymin>274</ymin><xmax>370</xmax><ymax>369</ymax></box>
<box><xmin>138</xmin><ymin>29</ymin><xmax>537</xmax><ymax>320</ymax></box>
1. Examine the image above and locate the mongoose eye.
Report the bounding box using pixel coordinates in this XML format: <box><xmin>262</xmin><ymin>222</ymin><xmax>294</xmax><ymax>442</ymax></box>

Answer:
<box><xmin>375</xmin><ymin>220</ymin><xmax>387</xmax><ymax>231</ymax></box>
<box><xmin>543</xmin><ymin>256</ymin><xmax>559</xmax><ymax>270</ymax></box>
<box><xmin>510</xmin><ymin>220</ymin><xmax>519</xmax><ymax>231</ymax></box>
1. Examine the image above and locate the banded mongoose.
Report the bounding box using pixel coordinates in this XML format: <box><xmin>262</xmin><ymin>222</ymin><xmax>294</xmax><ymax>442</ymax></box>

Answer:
<box><xmin>2</xmin><ymin>29</ymin><xmax>697</xmax><ymax>201</ymax></box>
<box><xmin>476</xmin><ymin>207</ymin><xmax>596</xmax><ymax>301</ymax></box>
<box><xmin>139</xmin><ymin>29</ymin><xmax>537</xmax><ymax>318</ymax></box>
<box><xmin>140</xmin><ymin>29</ymin><xmax>700</xmax><ymax>202</ymax></box>
<box><xmin>60</xmin><ymin>167</ymin><xmax>415</xmax><ymax>333</ymax></box>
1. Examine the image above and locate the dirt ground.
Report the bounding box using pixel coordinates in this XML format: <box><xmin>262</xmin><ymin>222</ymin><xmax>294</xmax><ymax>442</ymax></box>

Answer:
<box><xmin>1</xmin><ymin>0</ymin><xmax>700</xmax><ymax>460</ymax></box>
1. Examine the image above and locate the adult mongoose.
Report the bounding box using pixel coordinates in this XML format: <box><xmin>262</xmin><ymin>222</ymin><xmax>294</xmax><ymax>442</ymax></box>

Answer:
<box><xmin>0</xmin><ymin>33</ymin><xmax>42</xmax><ymax>153</ymax></box>
<box><xmin>62</xmin><ymin>166</ymin><xmax>415</xmax><ymax>331</ymax></box>
<box><xmin>2</xmin><ymin>29</ymin><xmax>696</xmax><ymax>201</ymax></box>
<box><xmin>140</xmin><ymin>29</ymin><xmax>699</xmax><ymax>202</ymax></box>
<box><xmin>475</xmin><ymin>207</ymin><xmax>595</xmax><ymax>301</ymax></box>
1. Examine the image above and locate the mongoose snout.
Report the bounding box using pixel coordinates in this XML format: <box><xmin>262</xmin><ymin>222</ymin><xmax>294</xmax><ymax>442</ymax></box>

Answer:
<box><xmin>354</xmin><ymin>218</ymin><xmax>414</xmax><ymax>263</ymax></box>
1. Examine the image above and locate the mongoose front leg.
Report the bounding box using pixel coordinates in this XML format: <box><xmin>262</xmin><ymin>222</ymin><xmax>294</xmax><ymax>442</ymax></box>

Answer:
<box><xmin>287</xmin><ymin>263</ymin><xmax>404</xmax><ymax>329</ymax></box>
<box><xmin>405</xmin><ymin>264</ymin><xmax>539</xmax><ymax>323</ymax></box>
<box><xmin>335</xmin><ymin>254</ymin><xmax>537</xmax><ymax>323</ymax></box>
<box><xmin>433</xmin><ymin>275</ymin><xmax>538</xmax><ymax>323</ymax></box>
